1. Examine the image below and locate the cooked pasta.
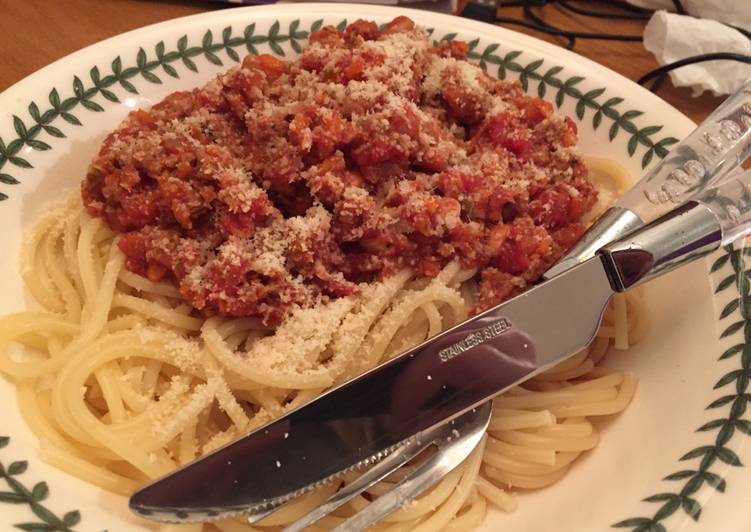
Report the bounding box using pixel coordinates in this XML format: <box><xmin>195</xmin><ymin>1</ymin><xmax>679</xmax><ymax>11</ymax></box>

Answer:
<box><xmin>0</xmin><ymin>163</ymin><xmax>644</xmax><ymax>530</ymax></box>
<box><xmin>0</xmin><ymin>14</ymin><xmax>647</xmax><ymax>530</ymax></box>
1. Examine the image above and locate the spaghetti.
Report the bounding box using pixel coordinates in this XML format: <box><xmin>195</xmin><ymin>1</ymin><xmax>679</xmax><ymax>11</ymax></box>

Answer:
<box><xmin>0</xmin><ymin>15</ymin><xmax>646</xmax><ymax>532</ymax></box>
<box><xmin>0</xmin><ymin>173</ymin><xmax>643</xmax><ymax>531</ymax></box>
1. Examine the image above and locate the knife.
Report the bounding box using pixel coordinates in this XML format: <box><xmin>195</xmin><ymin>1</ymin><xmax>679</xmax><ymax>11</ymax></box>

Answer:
<box><xmin>130</xmin><ymin>82</ymin><xmax>751</xmax><ymax>523</ymax></box>
<box><xmin>130</xmin><ymin>171</ymin><xmax>751</xmax><ymax>524</ymax></box>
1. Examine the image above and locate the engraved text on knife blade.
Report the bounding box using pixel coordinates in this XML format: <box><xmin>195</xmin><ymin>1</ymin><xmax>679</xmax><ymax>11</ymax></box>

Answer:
<box><xmin>438</xmin><ymin>318</ymin><xmax>511</xmax><ymax>363</ymax></box>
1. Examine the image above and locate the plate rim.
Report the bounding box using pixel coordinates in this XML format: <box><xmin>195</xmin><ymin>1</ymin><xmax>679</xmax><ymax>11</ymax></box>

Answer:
<box><xmin>0</xmin><ymin>2</ymin><xmax>694</xmax><ymax>131</ymax></box>
<box><xmin>3</xmin><ymin>5</ymin><xmax>745</xmax><ymax>532</ymax></box>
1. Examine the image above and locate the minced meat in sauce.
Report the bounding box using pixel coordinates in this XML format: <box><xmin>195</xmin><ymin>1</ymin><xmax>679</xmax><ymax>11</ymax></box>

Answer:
<box><xmin>82</xmin><ymin>16</ymin><xmax>595</xmax><ymax>326</ymax></box>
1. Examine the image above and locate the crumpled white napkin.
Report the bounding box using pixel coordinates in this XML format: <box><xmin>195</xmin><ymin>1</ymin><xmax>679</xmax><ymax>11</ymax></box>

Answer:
<box><xmin>641</xmin><ymin>9</ymin><xmax>751</xmax><ymax>96</ymax></box>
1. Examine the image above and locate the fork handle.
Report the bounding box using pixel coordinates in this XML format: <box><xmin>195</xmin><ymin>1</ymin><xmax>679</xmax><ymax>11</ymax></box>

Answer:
<box><xmin>329</xmin><ymin>402</ymin><xmax>490</xmax><ymax>532</ymax></box>
<box><xmin>281</xmin><ymin>437</ymin><xmax>425</xmax><ymax>532</ymax></box>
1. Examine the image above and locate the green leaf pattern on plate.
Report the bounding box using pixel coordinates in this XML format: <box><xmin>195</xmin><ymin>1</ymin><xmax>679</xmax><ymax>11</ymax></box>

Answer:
<box><xmin>0</xmin><ymin>436</ymin><xmax>81</xmax><ymax>531</ymax></box>
<box><xmin>0</xmin><ymin>18</ymin><xmax>677</xmax><ymax>202</ymax></box>
<box><xmin>0</xmin><ymin>18</ymin><xmax>739</xmax><ymax>532</ymax></box>
<box><xmin>613</xmin><ymin>244</ymin><xmax>751</xmax><ymax>530</ymax></box>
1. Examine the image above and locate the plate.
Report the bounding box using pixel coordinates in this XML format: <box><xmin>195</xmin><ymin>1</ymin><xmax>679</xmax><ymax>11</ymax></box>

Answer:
<box><xmin>0</xmin><ymin>4</ymin><xmax>748</xmax><ymax>531</ymax></box>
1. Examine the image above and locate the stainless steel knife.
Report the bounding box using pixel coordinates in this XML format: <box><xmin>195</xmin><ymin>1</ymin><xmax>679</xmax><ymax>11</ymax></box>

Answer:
<box><xmin>130</xmin><ymin>172</ymin><xmax>751</xmax><ymax>524</ymax></box>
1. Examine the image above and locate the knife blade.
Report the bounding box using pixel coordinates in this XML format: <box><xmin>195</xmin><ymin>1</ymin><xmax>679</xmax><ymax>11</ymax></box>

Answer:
<box><xmin>130</xmin><ymin>174</ymin><xmax>751</xmax><ymax>523</ymax></box>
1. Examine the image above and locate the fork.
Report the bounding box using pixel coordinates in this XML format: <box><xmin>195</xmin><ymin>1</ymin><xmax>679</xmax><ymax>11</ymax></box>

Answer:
<box><xmin>280</xmin><ymin>401</ymin><xmax>492</xmax><ymax>532</ymax></box>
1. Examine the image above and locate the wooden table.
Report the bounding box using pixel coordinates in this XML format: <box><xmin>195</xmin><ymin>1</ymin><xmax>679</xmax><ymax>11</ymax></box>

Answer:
<box><xmin>0</xmin><ymin>0</ymin><xmax>723</xmax><ymax>123</ymax></box>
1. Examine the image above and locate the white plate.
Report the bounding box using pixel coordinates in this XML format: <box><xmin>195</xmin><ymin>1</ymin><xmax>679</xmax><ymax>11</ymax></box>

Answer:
<box><xmin>1</xmin><ymin>4</ymin><xmax>748</xmax><ymax>531</ymax></box>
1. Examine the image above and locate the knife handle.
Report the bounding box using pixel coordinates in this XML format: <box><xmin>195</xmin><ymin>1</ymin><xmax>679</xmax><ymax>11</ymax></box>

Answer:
<box><xmin>546</xmin><ymin>78</ymin><xmax>751</xmax><ymax>279</ymax></box>
<box><xmin>621</xmin><ymin>77</ymin><xmax>751</xmax><ymax>217</ymax></box>
<box><xmin>699</xmin><ymin>175</ymin><xmax>751</xmax><ymax>247</ymax></box>
<box><xmin>601</xmin><ymin>171</ymin><xmax>751</xmax><ymax>291</ymax></box>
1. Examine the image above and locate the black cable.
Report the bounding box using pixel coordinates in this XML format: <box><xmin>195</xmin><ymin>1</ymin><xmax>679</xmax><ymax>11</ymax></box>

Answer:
<box><xmin>521</xmin><ymin>5</ymin><xmax>642</xmax><ymax>43</ymax></box>
<box><xmin>729</xmin><ymin>25</ymin><xmax>751</xmax><ymax>42</ymax></box>
<box><xmin>637</xmin><ymin>53</ymin><xmax>751</xmax><ymax>87</ymax></box>
<box><xmin>649</xmin><ymin>73</ymin><xmax>667</xmax><ymax>93</ymax></box>
<box><xmin>558</xmin><ymin>0</ymin><xmax>651</xmax><ymax>21</ymax></box>
<box><xmin>671</xmin><ymin>0</ymin><xmax>687</xmax><ymax>15</ymax></box>
<box><xmin>490</xmin><ymin>0</ymin><xmax>748</xmax><ymax>46</ymax></box>
<box><xmin>461</xmin><ymin>3</ymin><xmax>500</xmax><ymax>23</ymax></box>
<box><xmin>493</xmin><ymin>15</ymin><xmax>569</xmax><ymax>35</ymax></box>
<box><xmin>522</xmin><ymin>5</ymin><xmax>576</xmax><ymax>48</ymax></box>
<box><xmin>492</xmin><ymin>15</ymin><xmax>578</xmax><ymax>49</ymax></box>
<box><xmin>460</xmin><ymin>0</ymin><xmax>751</xmax><ymax>97</ymax></box>
<box><xmin>496</xmin><ymin>0</ymin><xmax>541</xmax><ymax>6</ymax></box>
<box><xmin>573</xmin><ymin>0</ymin><xmax>654</xmax><ymax>14</ymax></box>
<box><xmin>466</xmin><ymin>1</ymin><xmax>644</xmax><ymax>48</ymax></box>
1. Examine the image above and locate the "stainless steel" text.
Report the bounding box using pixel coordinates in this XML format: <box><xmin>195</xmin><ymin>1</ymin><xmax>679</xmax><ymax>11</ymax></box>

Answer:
<box><xmin>438</xmin><ymin>319</ymin><xmax>511</xmax><ymax>362</ymax></box>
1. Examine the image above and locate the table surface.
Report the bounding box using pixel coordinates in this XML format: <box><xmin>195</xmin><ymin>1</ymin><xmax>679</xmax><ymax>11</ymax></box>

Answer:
<box><xmin>0</xmin><ymin>0</ymin><xmax>723</xmax><ymax>124</ymax></box>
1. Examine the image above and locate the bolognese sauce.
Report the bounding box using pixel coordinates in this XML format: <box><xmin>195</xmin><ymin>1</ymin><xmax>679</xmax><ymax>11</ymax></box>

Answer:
<box><xmin>82</xmin><ymin>16</ymin><xmax>595</xmax><ymax>326</ymax></box>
